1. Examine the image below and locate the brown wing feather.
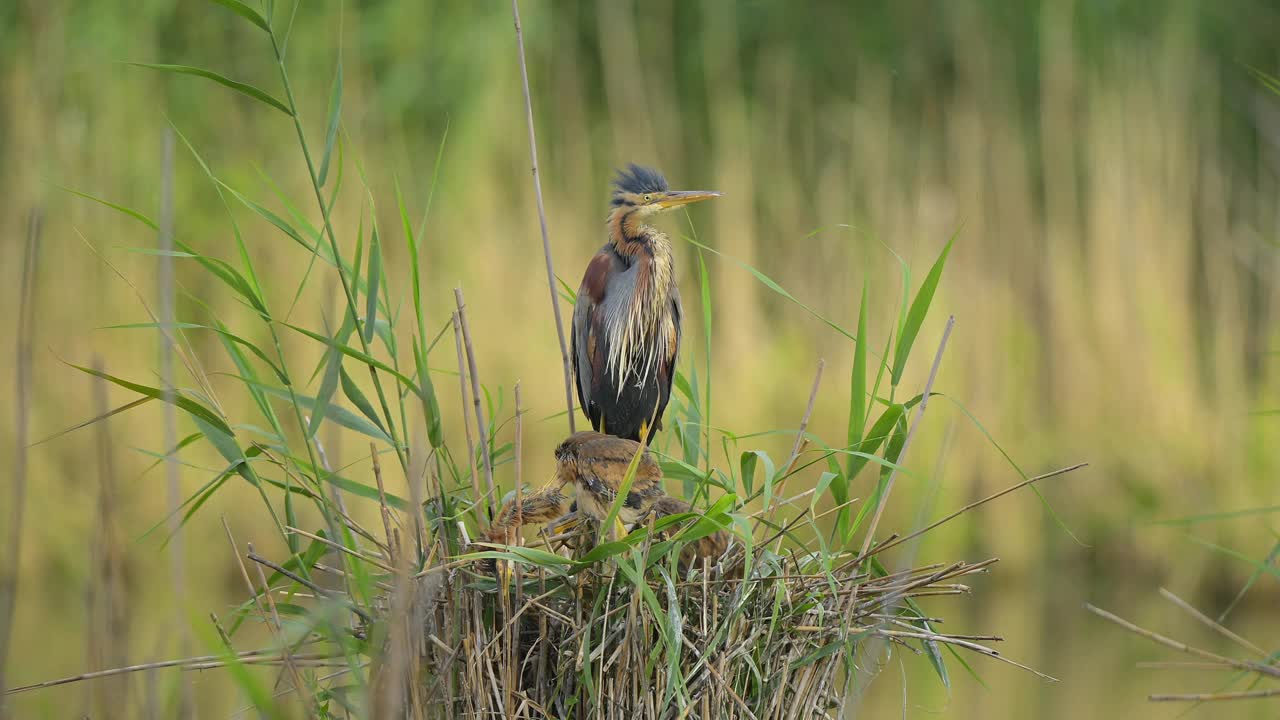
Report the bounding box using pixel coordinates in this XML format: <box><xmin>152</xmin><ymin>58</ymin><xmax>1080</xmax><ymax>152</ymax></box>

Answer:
<box><xmin>573</xmin><ymin>252</ymin><xmax>615</xmax><ymax>430</ymax></box>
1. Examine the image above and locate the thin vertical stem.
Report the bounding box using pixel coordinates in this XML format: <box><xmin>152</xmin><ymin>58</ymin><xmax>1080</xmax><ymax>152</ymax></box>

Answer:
<box><xmin>512</xmin><ymin>381</ymin><xmax>522</xmax><ymax>499</ymax></box>
<box><xmin>371</xmin><ymin>443</ymin><xmax>396</xmax><ymax>563</ymax></box>
<box><xmin>765</xmin><ymin>359</ymin><xmax>825</xmax><ymax>525</ymax></box>
<box><xmin>510</xmin><ymin>0</ymin><xmax>577</xmax><ymax>432</ymax></box>
<box><xmin>157</xmin><ymin>126</ymin><xmax>192</xmax><ymax>718</ymax></box>
<box><xmin>0</xmin><ymin>209</ymin><xmax>40</xmax><ymax>714</ymax></box>
<box><xmin>453</xmin><ymin>289</ymin><xmax>496</xmax><ymax>522</ymax></box>
<box><xmin>509</xmin><ymin>382</ymin><xmax>524</xmax><ymax>716</ymax></box>
<box><xmin>451</xmin><ymin>312</ymin><xmax>481</xmax><ymax>518</ymax></box>
<box><xmin>87</xmin><ymin>356</ymin><xmax>127</xmax><ymax>714</ymax></box>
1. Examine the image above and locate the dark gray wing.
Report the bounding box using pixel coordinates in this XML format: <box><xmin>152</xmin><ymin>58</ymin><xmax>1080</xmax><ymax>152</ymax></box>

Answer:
<box><xmin>572</xmin><ymin>248</ymin><xmax>616</xmax><ymax>430</ymax></box>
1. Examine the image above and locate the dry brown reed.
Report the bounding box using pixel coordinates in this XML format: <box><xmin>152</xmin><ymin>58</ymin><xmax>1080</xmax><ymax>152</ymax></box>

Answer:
<box><xmin>0</xmin><ymin>208</ymin><xmax>41</xmax><ymax>719</ymax></box>
<box><xmin>1086</xmin><ymin>593</ymin><xmax>1280</xmax><ymax>707</ymax></box>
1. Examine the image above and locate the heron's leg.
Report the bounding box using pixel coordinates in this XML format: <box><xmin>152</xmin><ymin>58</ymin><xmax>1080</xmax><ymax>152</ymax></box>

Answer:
<box><xmin>549</xmin><ymin>508</ymin><xmax>626</xmax><ymax>541</ymax></box>
<box><xmin>498</xmin><ymin>559</ymin><xmax>514</xmax><ymax>590</ymax></box>
<box><xmin>548</xmin><ymin>509</ymin><xmax>582</xmax><ymax>535</ymax></box>
<box><xmin>614</xmin><ymin>417</ymin><xmax>654</xmax><ymax>540</ymax></box>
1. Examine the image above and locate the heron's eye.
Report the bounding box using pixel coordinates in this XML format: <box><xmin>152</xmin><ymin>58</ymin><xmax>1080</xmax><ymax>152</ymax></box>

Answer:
<box><xmin>643</xmin><ymin>194</ymin><xmax>652</xmax><ymax>203</ymax></box>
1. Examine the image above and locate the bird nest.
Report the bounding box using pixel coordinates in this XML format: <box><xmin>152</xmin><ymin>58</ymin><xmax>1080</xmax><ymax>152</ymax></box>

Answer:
<box><xmin>376</xmin><ymin>543</ymin><xmax>1019</xmax><ymax>719</ymax></box>
<box><xmin>334</xmin><ymin>459</ymin><xmax>1078</xmax><ymax>719</ymax></box>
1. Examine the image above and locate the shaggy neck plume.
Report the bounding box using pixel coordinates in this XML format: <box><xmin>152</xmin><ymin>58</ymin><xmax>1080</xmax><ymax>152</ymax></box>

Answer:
<box><xmin>605</xmin><ymin>208</ymin><xmax>675</xmax><ymax>389</ymax></box>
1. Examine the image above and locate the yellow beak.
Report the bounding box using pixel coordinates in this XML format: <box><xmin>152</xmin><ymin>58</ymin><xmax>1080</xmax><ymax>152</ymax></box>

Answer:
<box><xmin>655</xmin><ymin>190</ymin><xmax>722</xmax><ymax>209</ymax></box>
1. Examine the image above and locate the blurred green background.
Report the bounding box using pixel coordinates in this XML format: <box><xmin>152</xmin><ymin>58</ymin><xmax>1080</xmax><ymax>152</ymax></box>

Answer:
<box><xmin>2</xmin><ymin>0</ymin><xmax>1279</xmax><ymax>717</ymax></box>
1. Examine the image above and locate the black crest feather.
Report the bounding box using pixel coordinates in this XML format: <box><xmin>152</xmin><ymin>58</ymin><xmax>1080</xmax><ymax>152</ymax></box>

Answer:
<box><xmin>612</xmin><ymin>164</ymin><xmax>669</xmax><ymax>198</ymax></box>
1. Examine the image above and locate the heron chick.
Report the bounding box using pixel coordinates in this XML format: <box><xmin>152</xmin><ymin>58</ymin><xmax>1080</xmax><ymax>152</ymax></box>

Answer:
<box><xmin>642</xmin><ymin>496</ymin><xmax>733</xmax><ymax>573</ymax></box>
<box><xmin>552</xmin><ymin>432</ymin><xmax>733</xmax><ymax>571</ymax></box>
<box><xmin>551</xmin><ymin>431</ymin><xmax>665</xmax><ymax>534</ymax></box>
<box><xmin>479</xmin><ymin>432</ymin><xmax>733</xmax><ymax>575</ymax></box>
<box><xmin>480</xmin><ymin>481</ymin><xmax>571</xmax><ymax>546</ymax></box>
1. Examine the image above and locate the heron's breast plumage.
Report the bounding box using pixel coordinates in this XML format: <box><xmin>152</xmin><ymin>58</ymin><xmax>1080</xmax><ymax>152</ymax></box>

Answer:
<box><xmin>603</xmin><ymin>235</ymin><xmax>676</xmax><ymax>393</ymax></box>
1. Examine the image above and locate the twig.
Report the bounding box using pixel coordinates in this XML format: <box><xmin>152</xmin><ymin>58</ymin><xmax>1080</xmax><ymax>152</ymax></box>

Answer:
<box><xmin>413</xmin><ymin>557</ymin><xmax>476</xmax><ymax>579</ymax></box>
<box><xmin>870</xmin><ymin>629</ymin><xmax>1057</xmax><ymax>682</ymax></box>
<box><xmin>514</xmin><ymin>381</ymin><xmax>524</xmax><ymax>524</ymax></box>
<box><xmin>510</xmin><ymin>0</ymin><xmax>577</xmax><ymax>432</ymax></box>
<box><xmin>4</xmin><ymin>648</ymin><xmax>312</xmax><ymax>696</ymax></box>
<box><xmin>860</xmin><ymin>463</ymin><xmax>1087</xmax><ymax>561</ymax></box>
<box><xmin>505</xmin><ymin>397</ymin><xmax>526</xmax><ymax>720</ymax></box>
<box><xmin>513</xmin><ymin>381</ymin><xmax>525</xmax><ymax>605</ymax></box>
<box><xmin>451</xmin><ymin>311</ymin><xmax>482</xmax><ymax>518</ymax></box>
<box><xmin>311</xmin><ymin>426</ymin><xmax>350</xmax><ymax>527</ymax></box>
<box><xmin>1084</xmin><ymin>603</ymin><xmax>1280</xmax><ymax>679</ymax></box>
<box><xmin>1149</xmin><ymin>688</ymin><xmax>1280</xmax><ymax>702</ymax></box>
<box><xmin>246</xmin><ymin>552</ymin><xmax>372</xmax><ymax>625</ymax></box>
<box><xmin>284</xmin><ymin>526</ymin><xmax>395</xmax><ymax>573</ymax></box>
<box><xmin>0</xmin><ymin>208</ymin><xmax>40</xmax><ymax>713</ymax></box>
<box><xmin>222</xmin><ymin>521</ymin><xmax>270</xmax><ymax>621</ymax></box>
<box><xmin>209</xmin><ymin>613</ymin><xmax>233</xmax><ymax>653</ymax></box>
<box><xmin>185</xmin><ymin>658</ymin><xmax>343</xmax><ymax>670</ymax></box>
<box><xmin>1157</xmin><ymin>587</ymin><xmax>1268</xmax><ymax>659</ymax></box>
<box><xmin>221</xmin><ymin>519</ymin><xmax>307</xmax><ymax>713</ymax></box>
<box><xmin>764</xmin><ymin>359</ymin><xmax>824</xmax><ymax>527</ymax></box>
<box><xmin>371</xmin><ymin>443</ymin><xmax>397</xmax><ymax>563</ymax></box>
<box><xmin>311</xmin><ymin>562</ymin><xmax>394</xmax><ymax>592</ymax></box>
<box><xmin>454</xmin><ymin>289</ymin><xmax>496</xmax><ymax>521</ymax></box>
<box><xmin>784</xmin><ymin>359</ymin><xmax>824</xmax><ymax>475</ymax></box>
<box><xmin>248</xmin><ymin>542</ymin><xmax>314</xmax><ymax>717</ymax></box>
<box><xmin>1134</xmin><ymin>661</ymin><xmax>1237</xmax><ymax>670</ymax></box>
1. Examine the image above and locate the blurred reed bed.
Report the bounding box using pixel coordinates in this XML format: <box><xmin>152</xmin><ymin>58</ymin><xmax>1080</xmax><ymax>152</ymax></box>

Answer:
<box><xmin>0</xmin><ymin>0</ymin><xmax>1277</xmax><ymax>717</ymax></box>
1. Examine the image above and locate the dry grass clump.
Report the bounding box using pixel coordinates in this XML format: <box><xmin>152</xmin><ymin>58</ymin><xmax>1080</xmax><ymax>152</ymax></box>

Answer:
<box><xmin>373</xmin><ymin>552</ymin><xmax>1012</xmax><ymax>718</ymax></box>
<box><xmin>227</xmin><ymin>459</ymin><xmax>1075</xmax><ymax>719</ymax></box>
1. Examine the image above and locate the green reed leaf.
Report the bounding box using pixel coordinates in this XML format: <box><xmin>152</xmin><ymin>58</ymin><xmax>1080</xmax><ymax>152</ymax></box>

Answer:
<box><xmin>317</xmin><ymin>59</ymin><xmax>343</xmax><ymax>186</ymax></box>
<box><xmin>891</xmin><ymin>232</ymin><xmax>955</xmax><ymax>386</ymax></box>
<box><xmin>208</xmin><ymin>0</ymin><xmax>271</xmax><ymax>32</ymax></box>
<box><xmin>129</xmin><ymin>63</ymin><xmax>291</xmax><ymax>115</ymax></box>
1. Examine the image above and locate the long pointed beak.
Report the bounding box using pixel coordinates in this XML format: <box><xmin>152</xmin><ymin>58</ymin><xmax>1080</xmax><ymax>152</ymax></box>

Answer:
<box><xmin>656</xmin><ymin>190</ymin><xmax>722</xmax><ymax>209</ymax></box>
